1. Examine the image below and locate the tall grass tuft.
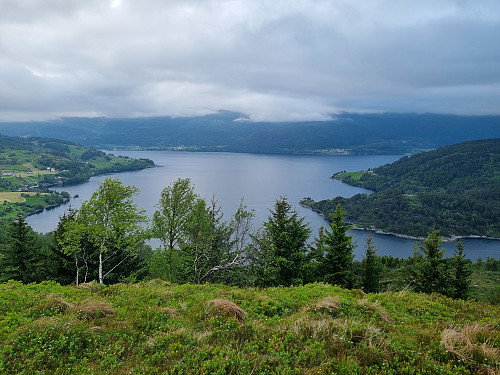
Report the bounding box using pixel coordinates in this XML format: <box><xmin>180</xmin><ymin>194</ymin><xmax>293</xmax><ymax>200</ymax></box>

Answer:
<box><xmin>441</xmin><ymin>323</ymin><xmax>499</xmax><ymax>372</ymax></box>
<box><xmin>205</xmin><ymin>299</ymin><xmax>248</xmax><ymax>322</ymax></box>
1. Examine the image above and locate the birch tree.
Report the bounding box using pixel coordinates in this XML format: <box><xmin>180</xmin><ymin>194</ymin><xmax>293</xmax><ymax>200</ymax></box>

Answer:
<box><xmin>78</xmin><ymin>177</ymin><xmax>147</xmax><ymax>284</ymax></box>
<box><xmin>152</xmin><ymin>178</ymin><xmax>196</xmax><ymax>281</ymax></box>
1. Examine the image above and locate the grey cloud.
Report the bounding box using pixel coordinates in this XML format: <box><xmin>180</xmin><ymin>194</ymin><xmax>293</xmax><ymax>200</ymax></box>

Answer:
<box><xmin>0</xmin><ymin>0</ymin><xmax>499</xmax><ymax>121</ymax></box>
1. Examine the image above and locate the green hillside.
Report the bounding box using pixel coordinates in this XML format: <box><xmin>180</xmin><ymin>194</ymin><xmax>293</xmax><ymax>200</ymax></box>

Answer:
<box><xmin>0</xmin><ymin>112</ymin><xmax>499</xmax><ymax>154</ymax></box>
<box><xmin>1</xmin><ymin>281</ymin><xmax>498</xmax><ymax>375</ymax></box>
<box><xmin>303</xmin><ymin>139</ymin><xmax>500</xmax><ymax>238</ymax></box>
<box><xmin>0</xmin><ymin>134</ymin><xmax>153</xmax><ymax>220</ymax></box>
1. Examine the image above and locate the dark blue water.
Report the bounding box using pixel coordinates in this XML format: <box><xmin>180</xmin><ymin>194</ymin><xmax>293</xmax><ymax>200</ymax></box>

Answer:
<box><xmin>27</xmin><ymin>151</ymin><xmax>499</xmax><ymax>260</ymax></box>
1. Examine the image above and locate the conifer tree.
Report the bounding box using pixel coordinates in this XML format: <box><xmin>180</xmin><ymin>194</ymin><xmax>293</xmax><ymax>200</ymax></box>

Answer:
<box><xmin>451</xmin><ymin>240</ymin><xmax>472</xmax><ymax>299</ymax></box>
<box><xmin>256</xmin><ymin>197</ymin><xmax>311</xmax><ymax>286</ymax></box>
<box><xmin>412</xmin><ymin>230</ymin><xmax>450</xmax><ymax>295</ymax></box>
<box><xmin>319</xmin><ymin>203</ymin><xmax>356</xmax><ymax>288</ymax></box>
<box><xmin>0</xmin><ymin>217</ymin><xmax>38</xmax><ymax>283</ymax></box>
<box><xmin>362</xmin><ymin>233</ymin><xmax>381</xmax><ymax>293</ymax></box>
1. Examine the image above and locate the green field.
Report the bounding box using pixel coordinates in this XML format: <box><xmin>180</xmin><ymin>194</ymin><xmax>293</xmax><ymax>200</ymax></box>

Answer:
<box><xmin>333</xmin><ymin>170</ymin><xmax>372</xmax><ymax>182</ymax></box>
<box><xmin>0</xmin><ymin>192</ymin><xmax>49</xmax><ymax>203</ymax></box>
<box><xmin>0</xmin><ymin>281</ymin><xmax>498</xmax><ymax>375</ymax></box>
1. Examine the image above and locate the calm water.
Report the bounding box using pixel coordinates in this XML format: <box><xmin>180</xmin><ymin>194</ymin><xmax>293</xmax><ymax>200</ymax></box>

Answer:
<box><xmin>28</xmin><ymin>151</ymin><xmax>499</xmax><ymax>260</ymax></box>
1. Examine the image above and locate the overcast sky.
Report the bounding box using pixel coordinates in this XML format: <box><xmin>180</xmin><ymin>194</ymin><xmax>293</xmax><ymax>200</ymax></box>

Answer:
<box><xmin>1</xmin><ymin>0</ymin><xmax>499</xmax><ymax>122</ymax></box>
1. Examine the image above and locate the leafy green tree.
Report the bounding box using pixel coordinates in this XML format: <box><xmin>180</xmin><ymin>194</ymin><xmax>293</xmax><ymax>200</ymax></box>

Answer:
<box><xmin>0</xmin><ymin>217</ymin><xmax>38</xmax><ymax>283</ymax></box>
<box><xmin>151</xmin><ymin>180</ymin><xmax>254</xmax><ymax>284</ymax></box>
<box><xmin>451</xmin><ymin>240</ymin><xmax>472</xmax><ymax>299</ymax></box>
<box><xmin>362</xmin><ymin>233</ymin><xmax>381</xmax><ymax>293</ymax></box>
<box><xmin>185</xmin><ymin>198</ymin><xmax>254</xmax><ymax>284</ymax></box>
<box><xmin>205</xmin><ymin>198</ymin><xmax>254</xmax><ymax>285</ymax></box>
<box><xmin>153</xmin><ymin>178</ymin><xmax>197</xmax><ymax>252</ymax></box>
<box><xmin>78</xmin><ymin>177</ymin><xmax>147</xmax><ymax>284</ymax></box>
<box><xmin>55</xmin><ymin>207</ymin><xmax>93</xmax><ymax>285</ymax></box>
<box><xmin>152</xmin><ymin>178</ymin><xmax>197</xmax><ymax>281</ymax></box>
<box><xmin>319</xmin><ymin>203</ymin><xmax>356</xmax><ymax>288</ymax></box>
<box><xmin>253</xmin><ymin>197</ymin><xmax>311</xmax><ymax>286</ymax></box>
<box><xmin>485</xmin><ymin>256</ymin><xmax>499</xmax><ymax>271</ymax></box>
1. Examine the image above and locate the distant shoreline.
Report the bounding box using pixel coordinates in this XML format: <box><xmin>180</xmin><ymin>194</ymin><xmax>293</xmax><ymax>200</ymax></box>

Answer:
<box><xmin>300</xmin><ymin>202</ymin><xmax>500</xmax><ymax>242</ymax></box>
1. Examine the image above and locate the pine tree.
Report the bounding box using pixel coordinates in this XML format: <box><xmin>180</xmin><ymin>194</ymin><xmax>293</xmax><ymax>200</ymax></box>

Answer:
<box><xmin>320</xmin><ymin>204</ymin><xmax>356</xmax><ymax>288</ymax></box>
<box><xmin>362</xmin><ymin>233</ymin><xmax>381</xmax><ymax>293</ymax></box>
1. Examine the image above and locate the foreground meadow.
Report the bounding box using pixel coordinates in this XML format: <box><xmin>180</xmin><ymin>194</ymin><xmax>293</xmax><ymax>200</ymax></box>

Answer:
<box><xmin>1</xmin><ymin>281</ymin><xmax>498</xmax><ymax>374</ymax></box>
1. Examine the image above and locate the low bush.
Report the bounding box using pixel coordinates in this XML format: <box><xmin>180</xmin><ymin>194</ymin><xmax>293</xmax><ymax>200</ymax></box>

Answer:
<box><xmin>0</xmin><ymin>281</ymin><xmax>498</xmax><ymax>374</ymax></box>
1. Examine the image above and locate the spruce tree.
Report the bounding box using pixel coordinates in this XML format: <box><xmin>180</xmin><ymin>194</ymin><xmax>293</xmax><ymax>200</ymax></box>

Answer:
<box><xmin>1</xmin><ymin>217</ymin><xmax>38</xmax><ymax>283</ymax></box>
<box><xmin>413</xmin><ymin>230</ymin><xmax>450</xmax><ymax>295</ymax></box>
<box><xmin>451</xmin><ymin>240</ymin><xmax>472</xmax><ymax>299</ymax></box>
<box><xmin>259</xmin><ymin>197</ymin><xmax>311</xmax><ymax>286</ymax></box>
<box><xmin>362</xmin><ymin>233</ymin><xmax>381</xmax><ymax>293</ymax></box>
<box><xmin>320</xmin><ymin>203</ymin><xmax>356</xmax><ymax>288</ymax></box>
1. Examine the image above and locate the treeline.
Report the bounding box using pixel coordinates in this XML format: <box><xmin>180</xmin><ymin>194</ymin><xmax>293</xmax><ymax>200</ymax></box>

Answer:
<box><xmin>306</xmin><ymin>139</ymin><xmax>500</xmax><ymax>237</ymax></box>
<box><xmin>1</xmin><ymin>177</ymin><xmax>489</xmax><ymax>301</ymax></box>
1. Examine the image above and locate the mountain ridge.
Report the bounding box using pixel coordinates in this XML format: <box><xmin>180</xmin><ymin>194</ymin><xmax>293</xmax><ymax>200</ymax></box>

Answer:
<box><xmin>0</xmin><ymin>112</ymin><xmax>498</xmax><ymax>154</ymax></box>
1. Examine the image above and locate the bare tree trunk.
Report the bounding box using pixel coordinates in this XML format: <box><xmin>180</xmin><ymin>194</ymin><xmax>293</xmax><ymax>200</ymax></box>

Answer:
<box><xmin>99</xmin><ymin>248</ymin><xmax>104</xmax><ymax>283</ymax></box>
<box><xmin>74</xmin><ymin>254</ymin><xmax>79</xmax><ymax>286</ymax></box>
<box><xmin>83</xmin><ymin>247</ymin><xmax>89</xmax><ymax>283</ymax></box>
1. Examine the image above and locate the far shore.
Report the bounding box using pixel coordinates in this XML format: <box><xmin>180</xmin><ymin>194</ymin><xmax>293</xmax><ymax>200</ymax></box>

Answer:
<box><xmin>299</xmin><ymin>201</ymin><xmax>500</xmax><ymax>242</ymax></box>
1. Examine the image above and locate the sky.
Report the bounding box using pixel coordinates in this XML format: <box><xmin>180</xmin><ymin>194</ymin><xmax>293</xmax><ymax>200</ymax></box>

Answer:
<box><xmin>1</xmin><ymin>0</ymin><xmax>499</xmax><ymax>122</ymax></box>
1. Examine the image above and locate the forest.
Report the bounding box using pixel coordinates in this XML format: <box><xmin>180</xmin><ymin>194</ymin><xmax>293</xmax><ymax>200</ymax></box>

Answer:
<box><xmin>303</xmin><ymin>139</ymin><xmax>500</xmax><ymax>238</ymax></box>
<box><xmin>1</xmin><ymin>176</ymin><xmax>498</xmax><ymax>304</ymax></box>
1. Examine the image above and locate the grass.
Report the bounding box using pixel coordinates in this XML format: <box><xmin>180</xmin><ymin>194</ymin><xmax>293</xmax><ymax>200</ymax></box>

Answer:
<box><xmin>1</xmin><ymin>280</ymin><xmax>498</xmax><ymax>374</ymax></box>
<box><xmin>0</xmin><ymin>192</ymin><xmax>49</xmax><ymax>204</ymax></box>
<box><xmin>338</xmin><ymin>171</ymin><xmax>366</xmax><ymax>181</ymax></box>
<box><xmin>470</xmin><ymin>270</ymin><xmax>500</xmax><ymax>304</ymax></box>
<box><xmin>0</xmin><ymin>192</ymin><xmax>64</xmax><ymax>220</ymax></box>
<box><xmin>12</xmin><ymin>171</ymin><xmax>55</xmax><ymax>178</ymax></box>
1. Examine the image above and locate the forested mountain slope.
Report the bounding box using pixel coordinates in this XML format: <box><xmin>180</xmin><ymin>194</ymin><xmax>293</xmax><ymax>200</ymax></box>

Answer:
<box><xmin>303</xmin><ymin>139</ymin><xmax>500</xmax><ymax>238</ymax></box>
<box><xmin>0</xmin><ymin>112</ymin><xmax>498</xmax><ymax>154</ymax></box>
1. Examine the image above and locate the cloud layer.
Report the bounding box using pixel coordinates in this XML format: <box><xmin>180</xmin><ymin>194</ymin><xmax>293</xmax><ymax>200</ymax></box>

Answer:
<box><xmin>1</xmin><ymin>0</ymin><xmax>499</xmax><ymax>121</ymax></box>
